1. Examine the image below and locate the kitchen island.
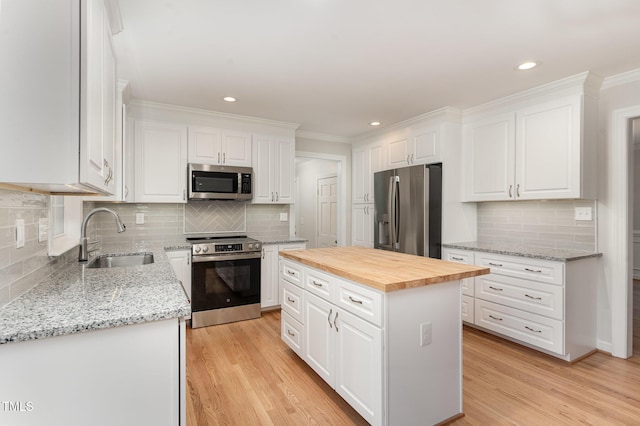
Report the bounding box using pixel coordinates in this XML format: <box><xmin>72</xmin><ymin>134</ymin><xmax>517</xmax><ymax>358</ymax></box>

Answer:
<box><xmin>278</xmin><ymin>246</ymin><xmax>489</xmax><ymax>426</ymax></box>
<box><xmin>0</xmin><ymin>243</ymin><xmax>191</xmax><ymax>426</ymax></box>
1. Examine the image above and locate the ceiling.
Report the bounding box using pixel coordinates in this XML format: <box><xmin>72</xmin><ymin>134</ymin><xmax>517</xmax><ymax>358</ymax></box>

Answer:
<box><xmin>112</xmin><ymin>0</ymin><xmax>640</xmax><ymax>139</ymax></box>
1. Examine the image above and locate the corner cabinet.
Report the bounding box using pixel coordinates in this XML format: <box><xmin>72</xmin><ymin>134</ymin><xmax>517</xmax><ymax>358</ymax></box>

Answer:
<box><xmin>134</xmin><ymin>120</ymin><xmax>188</xmax><ymax>203</ymax></box>
<box><xmin>187</xmin><ymin>126</ymin><xmax>252</xmax><ymax>167</ymax></box>
<box><xmin>252</xmin><ymin>135</ymin><xmax>295</xmax><ymax>204</ymax></box>
<box><xmin>0</xmin><ymin>0</ymin><xmax>117</xmax><ymax>194</ymax></box>
<box><xmin>463</xmin><ymin>75</ymin><xmax>599</xmax><ymax>202</ymax></box>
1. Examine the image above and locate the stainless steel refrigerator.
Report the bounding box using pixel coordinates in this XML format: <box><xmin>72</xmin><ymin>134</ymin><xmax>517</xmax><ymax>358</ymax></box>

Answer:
<box><xmin>373</xmin><ymin>163</ymin><xmax>442</xmax><ymax>258</ymax></box>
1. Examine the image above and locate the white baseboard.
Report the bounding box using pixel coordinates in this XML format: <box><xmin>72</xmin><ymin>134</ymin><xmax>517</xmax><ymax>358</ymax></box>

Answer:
<box><xmin>597</xmin><ymin>339</ymin><xmax>612</xmax><ymax>355</ymax></box>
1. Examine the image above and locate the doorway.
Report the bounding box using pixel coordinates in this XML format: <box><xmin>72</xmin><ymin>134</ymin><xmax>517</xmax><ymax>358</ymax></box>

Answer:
<box><xmin>317</xmin><ymin>175</ymin><xmax>338</xmax><ymax>248</ymax></box>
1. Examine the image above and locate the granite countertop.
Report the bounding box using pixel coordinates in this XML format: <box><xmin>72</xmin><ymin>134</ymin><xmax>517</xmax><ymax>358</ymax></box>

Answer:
<box><xmin>0</xmin><ymin>242</ymin><xmax>192</xmax><ymax>345</ymax></box>
<box><xmin>442</xmin><ymin>241</ymin><xmax>602</xmax><ymax>262</ymax></box>
<box><xmin>258</xmin><ymin>237</ymin><xmax>308</xmax><ymax>245</ymax></box>
<box><xmin>280</xmin><ymin>246</ymin><xmax>489</xmax><ymax>292</ymax></box>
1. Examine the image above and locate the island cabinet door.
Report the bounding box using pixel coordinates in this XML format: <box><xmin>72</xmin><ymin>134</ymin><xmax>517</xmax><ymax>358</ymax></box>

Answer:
<box><xmin>334</xmin><ymin>309</ymin><xmax>383</xmax><ymax>426</ymax></box>
<box><xmin>304</xmin><ymin>292</ymin><xmax>336</xmax><ymax>386</ymax></box>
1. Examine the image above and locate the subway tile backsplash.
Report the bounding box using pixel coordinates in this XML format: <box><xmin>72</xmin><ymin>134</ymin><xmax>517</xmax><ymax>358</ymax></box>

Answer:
<box><xmin>477</xmin><ymin>200</ymin><xmax>597</xmax><ymax>252</ymax></box>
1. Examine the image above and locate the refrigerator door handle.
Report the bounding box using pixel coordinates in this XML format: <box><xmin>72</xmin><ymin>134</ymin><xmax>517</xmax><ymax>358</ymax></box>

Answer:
<box><xmin>388</xmin><ymin>176</ymin><xmax>395</xmax><ymax>250</ymax></box>
<box><xmin>394</xmin><ymin>177</ymin><xmax>400</xmax><ymax>249</ymax></box>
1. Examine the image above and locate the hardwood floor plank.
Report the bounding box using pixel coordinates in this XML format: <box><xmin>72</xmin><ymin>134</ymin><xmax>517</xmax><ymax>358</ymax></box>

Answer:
<box><xmin>186</xmin><ymin>307</ymin><xmax>640</xmax><ymax>425</ymax></box>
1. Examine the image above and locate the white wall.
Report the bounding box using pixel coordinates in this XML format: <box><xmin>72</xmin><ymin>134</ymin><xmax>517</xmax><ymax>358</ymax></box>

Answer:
<box><xmin>597</xmin><ymin>76</ymin><xmax>640</xmax><ymax>352</ymax></box>
<box><xmin>295</xmin><ymin>159</ymin><xmax>338</xmax><ymax>248</ymax></box>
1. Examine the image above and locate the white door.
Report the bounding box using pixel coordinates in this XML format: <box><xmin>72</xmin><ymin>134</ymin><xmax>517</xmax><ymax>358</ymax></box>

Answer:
<box><xmin>304</xmin><ymin>292</ymin><xmax>335</xmax><ymax>386</ymax></box>
<box><xmin>188</xmin><ymin>126</ymin><xmax>222</xmax><ymax>164</ymax></box>
<box><xmin>252</xmin><ymin>134</ymin><xmax>275</xmax><ymax>203</ymax></box>
<box><xmin>221</xmin><ymin>130</ymin><xmax>252</xmax><ymax>167</ymax></box>
<box><xmin>275</xmin><ymin>137</ymin><xmax>295</xmax><ymax>203</ymax></box>
<box><xmin>352</xmin><ymin>205</ymin><xmax>373</xmax><ymax>248</ymax></box>
<box><xmin>317</xmin><ymin>176</ymin><xmax>338</xmax><ymax>248</ymax></box>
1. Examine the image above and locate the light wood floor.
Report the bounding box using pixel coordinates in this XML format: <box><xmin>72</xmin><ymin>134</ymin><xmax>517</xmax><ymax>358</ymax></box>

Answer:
<box><xmin>186</xmin><ymin>299</ymin><xmax>640</xmax><ymax>425</ymax></box>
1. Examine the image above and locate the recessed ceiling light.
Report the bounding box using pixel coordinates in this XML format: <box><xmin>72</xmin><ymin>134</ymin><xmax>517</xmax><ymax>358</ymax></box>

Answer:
<box><xmin>516</xmin><ymin>61</ymin><xmax>538</xmax><ymax>71</ymax></box>
<box><xmin>370</xmin><ymin>121</ymin><xmax>381</xmax><ymax>126</ymax></box>
<box><xmin>223</xmin><ymin>96</ymin><xmax>237</xmax><ymax>102</ymax></box>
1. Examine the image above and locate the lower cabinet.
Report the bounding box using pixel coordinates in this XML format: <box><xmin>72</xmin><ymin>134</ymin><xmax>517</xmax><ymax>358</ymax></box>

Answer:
<box><xmin>352</xmin><ymin>204</ymin><xmax>374</xmax><ymax>247</ymax></box>
<box><xmin>167</xmin><ymin>250</ymin><xmax>192</xmax><ymax>320</ymax></box>
<box><xmin>261</xmin><ymin>242</ymin><xmax>306</xmax><ymax>309</ymax></box>
<box><xmin>280</xmin><ymin>258</ymin><xmax>463</xmax><ymax>425</ymax></box>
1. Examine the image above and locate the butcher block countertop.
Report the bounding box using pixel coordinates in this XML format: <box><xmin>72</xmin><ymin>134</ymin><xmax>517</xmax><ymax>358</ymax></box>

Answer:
<box><xmin>279</xmin><ymin>246</ymin><xmax>489</xmax><ymax>292</ymax></box>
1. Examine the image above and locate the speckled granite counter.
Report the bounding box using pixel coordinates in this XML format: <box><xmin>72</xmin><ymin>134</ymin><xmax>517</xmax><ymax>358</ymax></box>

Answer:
<box><xmin>442</xmin><ymin>241</ymin><xmax>602</xmax><ymax>262</ymax></box>
<box><xmin>0</xmin><ymin>242</ymin><xmax>191</xmax><ymax>345</ymax></box>
<box><xmin>258</xmin><ymin>237</ymin><xmax>308</xmax><ymax>245</ymax></box>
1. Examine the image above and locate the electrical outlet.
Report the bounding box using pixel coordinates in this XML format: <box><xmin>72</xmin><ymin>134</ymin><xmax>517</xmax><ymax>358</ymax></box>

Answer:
<box><xmin>38</xmin><ymin>218</ymin><xmax>49</xmax><ymax>243</ymax></box>
<box><xmin>280</xmin><ymin>212</ymin><xmax>288</xmax><ymax>221</ymax></box>
<box><xmin>420</xmin><ymin>322</ymin><xmax>432</xmax><ymax>347</ymax></box>
<box><xmin>574</xmin><ymin>207</ymin><xmax>593</xmax><ymax>221</ymax></box>
<box><xmin>136</xmin><ymin>213</ymin><xmax>145</xmax><ymax>224</ymax></box>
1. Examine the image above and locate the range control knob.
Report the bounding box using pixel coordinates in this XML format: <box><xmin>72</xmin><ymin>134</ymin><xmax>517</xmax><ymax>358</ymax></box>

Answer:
<box><xmin>254</xmin><ymin>243</ymin><xmax>261</xmax><ymax>250</ymax></box>
<box><xmin>202</xmin><ymin>245</ymin><xmax>209</xmax><ymax>253</ymax></box>
<box><xmin>194</xmin><ymin>246</ymin><xmax>201</xmax><ymax>253</ymax></box>
<box><xmin>248</xmin><ymin>243</ymin><xmax>254</xmax><ymax>250</ymax></box>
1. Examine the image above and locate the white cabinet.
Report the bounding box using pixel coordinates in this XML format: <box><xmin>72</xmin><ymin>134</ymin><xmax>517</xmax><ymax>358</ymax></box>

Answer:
<box><xmin>352</xmin><ymin>142</ymin><xmax>383</xmax><ymax>204</ymax></box>
<box><xmin>134</xmin><ymin>120</ymin><xmax>188</xmax><ymax>203</ymax></box>
<box><xmin>188</xmin><ymin>126</ymin><xmax>252</xmax><ymax>167</ymax></box>
<box><xmin>167</xmin><ymin>250</ymin><xmax>192</xmax><ymax>320</ymax></box>
<box><xmin>445</xmin><ymin>247</ymin><xmax>599</xmax><ymax>362</ymax></box>
<box><xmin>387</xmin><ymin>125</ymin><xmax>442</xmax><ymax>168</ymax></box>
<box><xmin>252</xmin><ymin>135</ymin><xmax>295</xmax><ymax>204</ymax></box>
<box><xmin>442</xmin><ymin>248</ymin><xmax>475</xmax><ymax>323</ymax></box>
<box><xmin>0</xmin><ymin>0</ymin><xmax>116</xmax><ymax>194</ymax></box>
<box><xmin>352</xmin><ymin>204</ymin><xmax>374</xmax><ymax>248</ymax></box>
<box><xmin>260</xmin><ymin>242</ymin><xmax>306</xmax><ymax>309</ymax></box>
<box><xmin>463</xmin><ymin>91</ymin><xmax>597</xmax><ymax>201</ymax></box>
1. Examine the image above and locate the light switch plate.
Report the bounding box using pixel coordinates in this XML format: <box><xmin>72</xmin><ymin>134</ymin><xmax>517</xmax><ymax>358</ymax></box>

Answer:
<box><xmin>280</xmin><ymin>212</ymin><xmax>288</xmax><ymax>221</ymax></box>
<box><xmin>15</xmin><ymin>219</ymin><xmax>25</xmax><ymax>248</ymax></box>
<box><xmin>575</xmin><ymin>207</ymin><xmax>593</xmax><ymax>221</ymax></box>
<box><xmin>38</xmin><ymin>218</ymin><xmax>49</xmax><ymax>243</ymax></box>
<box><xmin>136</xmin><ymin>213</ymin><xmax>145</xmax><ymax>224</ymax></box>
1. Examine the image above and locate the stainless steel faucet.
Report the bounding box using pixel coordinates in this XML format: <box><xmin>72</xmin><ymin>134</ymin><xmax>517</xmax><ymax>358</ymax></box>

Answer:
<box><xmin>78</xmin><ymin>208</ymin><xmax>126</xmax><ymax>262</ymax></box>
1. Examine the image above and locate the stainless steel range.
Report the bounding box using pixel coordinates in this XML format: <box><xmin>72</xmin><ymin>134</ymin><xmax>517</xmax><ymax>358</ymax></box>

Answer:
<box><xmin>187</xmin><ymin>235</ymin><xmax>262</xmax><ymax>328</ymax></box>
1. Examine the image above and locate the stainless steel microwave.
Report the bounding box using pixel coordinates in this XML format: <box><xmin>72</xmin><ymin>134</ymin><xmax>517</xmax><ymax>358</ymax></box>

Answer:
<box><xmin>188</xmin><ymin>164</ymin><xmax>253</xmax><ymax>200</ymax></box>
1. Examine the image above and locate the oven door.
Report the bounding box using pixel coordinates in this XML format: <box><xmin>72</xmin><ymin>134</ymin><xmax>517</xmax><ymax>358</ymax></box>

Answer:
<box><xmin>191</xmin><ymin>252</ymin><xmax>261</xmax><ymax>313</ymax></box>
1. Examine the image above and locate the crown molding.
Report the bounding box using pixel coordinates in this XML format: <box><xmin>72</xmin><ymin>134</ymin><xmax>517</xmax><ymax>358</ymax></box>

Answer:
<box><xmin>295</xmin><ymin>130</ymin><xmax>351</xmax><ymax>144</ymax></box>
<box><xmin>602</xmin><ymin>68</ymin><xmax>640</xmax><ymax>90</ymax></box>
<box><xmin>352</xmin><ymin>106</ymin><xmax>462</xmax><ymax>143</ymax></box>
<box><xmin>128</xmin><ymin>99</ymin><xmax>300</xmax><ymax>130</ymax></box>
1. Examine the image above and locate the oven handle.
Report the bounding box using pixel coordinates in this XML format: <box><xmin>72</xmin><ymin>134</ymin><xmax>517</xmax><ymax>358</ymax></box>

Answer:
<box><xmin>192</xmin><ymin>252</ymin><xmax>261</xmax><ymax>263</ymax></box>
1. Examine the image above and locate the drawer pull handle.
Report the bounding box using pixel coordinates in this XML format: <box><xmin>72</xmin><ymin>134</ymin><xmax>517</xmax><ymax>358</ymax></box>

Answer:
<box><xmin>286</xmin><ymin>270</ymin><xmax>296</xmax><ymax>276</ymax></box>
<box><xmin>328</xmin><ymin>308</ymin><xmax>333</xmax><ymax>328</ymax></box>
<box><xmin>488</xmin><ymin>262</ymin><xmax>503</xmax><ymax>267</ymax></box>
<box><xmin>287</xmin><ymin>296</ymin><xmax>295</xmax><ymax>303</ymax></box>
<box><xmin>489</xmin><ymin>315</ymin><xmax>503</xmax><ymax>321</ymax></box>
<box><xmin>525</xmin><ymin>326</ymin><xmax>542</xmax><ymax>333</ymax></box>
<box><xmin>524</xmin><ymin>294</ymin><xmax>542</xmax><ymax>300</ymax></box>
<box><xmin>287</xmin><ymin>329</ymin><xmax>296</xmax><ymax>337</ymax></box>
<box><xmin>348</xmin><ymin>296</ymin><xmax>363</xmax><ymax>304</ymax></box>
<box><xmin>488</xmin><ymin>286</ymin><xmax>503</xmax><ymax>292</ymax></box>
<box><xmin>312</xmin><ymin>281</ymin><xmax>323</xmax><ymax>287</ymax></box>
<box><xmin>524</xmin><ymin>268</ymin><xmax>543</xmax><ymax>273</ymax></box>
<box><xmin>451</xmin><ymin>256</ymin><xmax>464</xmax><ymax>261</ymax></box>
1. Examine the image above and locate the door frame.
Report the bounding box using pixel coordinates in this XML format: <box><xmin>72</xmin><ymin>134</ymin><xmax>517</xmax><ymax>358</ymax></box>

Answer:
<box><xmin>608</xmin><ymin>104</ymin><xmax>640</xmax><ymax>358</ymax></box>
<box><xmin>295</xmin><ymin>151</ymin><xmax>347</xmax><ymax>247</ymax></box>
<box><xmin>316</xmin><ymin>173</ymin><xmax>338</xmax><ymax>248</ymax></box>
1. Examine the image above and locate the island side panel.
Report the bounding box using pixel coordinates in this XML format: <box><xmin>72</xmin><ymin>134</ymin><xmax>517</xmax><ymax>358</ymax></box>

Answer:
<box><xmin>385</xmin><ymin>280</ymin><xmax>462</xmax><ymax>425</ymax></box>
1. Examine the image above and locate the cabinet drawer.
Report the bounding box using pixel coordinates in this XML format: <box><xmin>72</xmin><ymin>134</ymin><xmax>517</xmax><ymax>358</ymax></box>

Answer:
<box><xmin>475</xmin><ymin>299</ymin><xmax>563</xmax><ymax>355</ymax></box>
<box><xmin>462</xmin><ymin>295</ymin><xmax>474</xmax><ymax>324</ymax></box>
<box><xmin>305</xmin><ymin>267</ymin><xmax>335</xmax><ymax>302</ymax></box>
<box><xmin>335</xmin><ymin>278</ymin><xmax>383</xmax><ymax>327</ymax></box>
<box><xmin>281</xmin><ymin>278</ymin><xmax>305</xmax><ymax>323</ymax></box>
<box><xmin>475</xmin><ymin>273</ymin><xmax>563</xmax><ymax>320</ymax></box>
<box><xmin>476</xmin><ymin>253</ymin><xmax>564</xmax><ymax>286</ymax></box>
<box><xmin>443</xmin><ymin>249</ymin><xmax>475</xmax><ymax>296</ymax></box>
<box><xmin>281</xmin><ymin>259</ymin><xmax>304</xmax><ymax>287</ymax></box>
<box><xmin>281</xmin><ymin>310</ymin><xmax>305</xmax><ymax>359</ymax></box>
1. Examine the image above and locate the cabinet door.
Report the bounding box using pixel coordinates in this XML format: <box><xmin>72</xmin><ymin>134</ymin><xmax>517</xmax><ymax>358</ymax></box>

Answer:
<box><xmin>463</xmin><ymin>113</ymin><xmax>515</xmax><ymax>201</ymax></box>
<box><xmin>304</xmin><ymin>292</ymin><xmax>335</xmax><ymax>386</ymax></box>
<box><xmin>221</xmin><ymin>130</ymin><xmax>252</xmax><ymax>167</ymax></box>
<box><xmin>412</xmin><ymin>125</ymin><xmax>441</xmax><ymax>165</ymax></box>
<box><xmin>387</xmin><ymin>137</ymin><xmax>410</xmax><ymax>168</ymax></box>
<box><xmin>252</xmin><ymin>134</ymin><xmax>275</xmax><ymax>203</ymax></box>
<box><xmin>515</xmin><ymin>96</ymin><xmax>581</xmax><ymax>200</ymax></box>
<box><xmin>260</xmin><ymin>245</ymin><xmax>279</xmax><ymax>309</ymax></box>
<box><xmin>134</xmin><ymin>120</ymin><xmax>188</xmax><ymax>203</ymax></box>
<box><xmin>334</xmin><ymin>308</ymin><xmax>383</xmax><ymax>426</ymax></box>
<box><xmin>167</xmin><ymin>250</ymin><xmax>192</xmax><ymax>321</ymax></box>
<box><xmin>352</xmin><ymin>205</ymin><xmax>373</xmax><ymax>248</ymax></box>
<box><xmin>367</xmin><ymin>143</ymin><xmax>383</xmax><ymax>203</ymax></box>
<box><xmin>352</xmin><ymin>147</ymin><xmax>367</xmax><ymax>204</ymax></box>
<box><xmin>100</xmin><ymin>16</ymin><xmax>116</xmax><ymax>195</ymax></box>
<box><xmin>188</xmin><ymin>126</ymin><xmax>222</xmax><ymax>164</ymax></box>
<box><xmin>274</xmin><ymin>137</ymin><xmax>295</xmax><ymax>203</ymax></box>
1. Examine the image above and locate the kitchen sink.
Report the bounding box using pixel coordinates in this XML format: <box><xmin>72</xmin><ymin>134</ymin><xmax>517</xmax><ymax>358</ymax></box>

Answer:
<box><xmin>87</xmin><ymin>253</ymin><xmax>155</xmax><ymax>268</ymax></box>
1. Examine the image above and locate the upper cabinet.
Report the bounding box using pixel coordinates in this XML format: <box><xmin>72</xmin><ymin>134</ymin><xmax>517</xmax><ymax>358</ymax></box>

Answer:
<box><xmin>188</xmin><ymin>126</ymin><xmax>252</xmax><ymax>167</ymax></box>
<box><xmin>134</xmin><ymin>120</ymin><xmax>188</xmax><ymax>203</ymax></box>
<box><xmin>462</xmin><ymin>72</ymin><xmax>600</xmax><ymax>202</ymax></box>
<box><xmin>0</xmin><ymin>0</ymin><xmax>117</xmax><ymax>194</ymax></box>
<box><xmin>387</xmin><ymin>125</ymin><xmax>441</xmax><ymax>168</ymax></box>
<box><xmin>352</xmin><ymin>142</ymin><xmax>383</xmax><ymax>204</ymax></box>
<box><xmin>252</xmin><ymin>135</ymin><xmax>295</xmax><ymax>204</ymax></box>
